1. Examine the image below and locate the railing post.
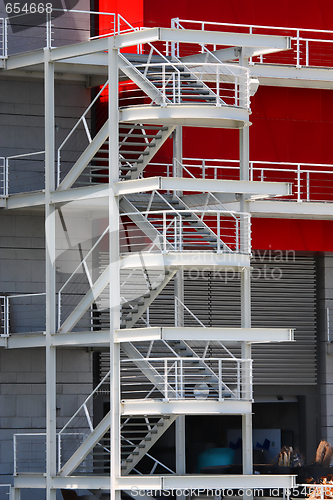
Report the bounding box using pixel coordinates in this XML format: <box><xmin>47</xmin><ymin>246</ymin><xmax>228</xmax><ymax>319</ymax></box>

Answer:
<box><xmin>57</xmin><ymin>433</ymin><xmax>61</xmax><ymax>473</ymax></box>
<box><xmin>175</xmin><ymin>297</ymin><xmax>178</xmax><ymax>327</ymax></box>
<box><xmin>163</xmin><ymin>211</ymin><xmax>167</xmax><ymax>253</ymax></box>
<box><xmin>179</xmin><ymin>214</ymin><xmax>183</xmax><ymax>251</ymax></box>
<box><xmin>327</xmin><ymin>307</ymin><xmax>330</xmax><ymax>343</ymax></box>
<box><xmin>13</xmin><ymin>434</ymin><xmax>17</xmax><ymax>476</ymax></box>
<box><xmin>234</xmin><ymin>76</ymin><xmax>238</xmax><ymax>106</ymax></box>
<box><xmin>5</xmin><ymin>157</ymin><xmax>9</xmax><ymax>196</ymax></box>
<box><xmin>162</xmin><ymin>65</ymin><xmax>166</xmax><ymax>106</ymax></box>
<box><xmin>57</xmin><ymin>292</ymin><xmax>61</xmax><ymax>332</ymax></box>
<box><xmin>216</xmin><ymin>65</ymin><xmax>220</xmax><ymax>106</ymax></box>
<box><xmin>172</xmin><ymin>72</ymin><xmax>175</xmax><ymax>104</ymax></box>
<box><xmin>296</xmin><ymin>30</ymin><xmax>301</xmax><ymax>68</ymax></box>
<box><xmin>180</xmin><ymin>359</ymin><xmax>184</xmax><ymax>398</ymax></box>
<box><xmin>164</xmin><ymin>359</ymin><xmax>168</xmax><ymax>400</ymax></box>
<box><xmin>297</xmin><ymin>164</ymin><xmax>301</xmax><ymax>202</ymax></box>
<box><xmin>202</xmin><ymin>159</ymin><xmax>205</xmax><ymax>179</ymax></box>
<box><xmin>306</xmin><ymin>39</ymin><xmax>309</xmax><ymax>66</ymax></box>
<box><xmin>5</xmin><ymin>296</ymin><xmax>9</xmax><ymax>336</ymax></box>
<box><xmin>236</xmin><ymin>217</ymin><xmax>239</xmax><ymax>253</ymax></box>
<box><xmin>46</xmin><ymin>11</ymin><xmax>52</xmax><ymax>49</ymax></box>
<box><xmin>171</xmin><ymin>18</ymin><xmax>176</xmax><ymax>58</ymax></box>
<box><xmin>307</xmin><ymin>171</ymin><xmax>310</xmax><ymax>201</ymax></box>
<box><xmin>250</xmin><ymin>161</ymin><xmax>253</xmax><ymax>181</ymax></box>
<box><xmin>249</xmin><ymin>26</ymin><xmax>253</xmax><ymax>65</ymax></box>
<box><xmin>4</xmin><ymin>18</ymin><xmax>8</xmax><ymax>58</ymax></box>
<box><xmin>217</xmin><ymin>214</ymin><xmax>221</xmax><ymax>254</ymax></box>
<box><xmin>218</xmin><ymin>359</ymin><xmax>222</xmax><ymax>401</ymax></box>
<box><xmin>237</xmin><ymin>361</ymin><xmax>241</xmax><ymax>400</ymax></box>
<box><xmin>57</xmin><ymin>150</ymin><xmax>61</xmax><ymax>188</ymax></box>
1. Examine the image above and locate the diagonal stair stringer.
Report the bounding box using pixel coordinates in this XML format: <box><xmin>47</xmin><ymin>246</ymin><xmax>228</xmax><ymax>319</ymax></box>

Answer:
<box><xmin>59</xmin><ymin>412</ymin><xmax>110</xmax><ymax>477</ymax></box>
<box><xmin>122</xmin><ymin>415</ymin><xmax>177</xmax><ymax>474</ymax></box>
<box><xmin>121</xmin><ymin>269</ymin><xmax>177</xmax><ymax>328</ymax></box>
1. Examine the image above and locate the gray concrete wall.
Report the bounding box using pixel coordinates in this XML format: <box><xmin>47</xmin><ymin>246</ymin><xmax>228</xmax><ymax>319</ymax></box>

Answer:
<box><xmin>0</xmin><ymin>0</ymin><xmax>90</xmax><ymax>56</ymax></box>
<box><xmin>0</xmin><ymin>68</ymin><xmax>94</xmax><ymax>494</ymax></box>
<box><xmin>0</xmin><ymin>75</ymin><xmax>91</xmax><ymax>194</ymax></box>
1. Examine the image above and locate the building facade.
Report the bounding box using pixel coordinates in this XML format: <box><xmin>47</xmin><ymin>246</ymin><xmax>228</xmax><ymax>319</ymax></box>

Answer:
<box><xmin>0</xmin><ymin>1</ymin><xmax>333</xmax><ymax>499</ymax></box>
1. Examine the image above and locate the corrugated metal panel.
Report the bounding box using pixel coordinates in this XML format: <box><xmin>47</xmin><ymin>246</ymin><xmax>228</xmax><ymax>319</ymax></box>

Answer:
<box><xmin>99</xmin><ymin>253</ymin><xmax>316</xmax><ymax>385</ymax></box>
<box><xmin>251</xmin><ymin>253</ymin><xmax>316</xmax><ymax>385</ymax></box>
<box><xmin>181</xmin><ymin>253</ymin><xmax>316</xmax><ymax>385</ymax></box>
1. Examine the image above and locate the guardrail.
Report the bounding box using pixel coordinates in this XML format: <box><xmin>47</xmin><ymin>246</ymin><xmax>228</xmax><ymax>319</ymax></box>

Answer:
<box><xmin>0</xmin><ymin>157</ymin><xmax>7</xmax><ymax>197</ymax></box>
<box><xmin>57</xmin><ymin>80</ymin><xmax>108</xmax><ymax>188</ymax></box>
<box><xmin>171</xmin><ymin>18</ymin><xmax>333</xmax><ymax>69</ymax></box>
<box><xmin>0</xmin><ymin>18</ymin><xmax>7</xmax><ymax>58</ymax></box>
<box><xmin>58</xmin><ymin>369</ymin><xmax>110</xmax><ymax>473</ymax></box>
<box><xmin>119</xmin><ymin>62</ymin><xmax>250</xmax><ymax>109</ymax></box>
<box><xmin>0</xmin><ymin>485</ymin><xmax>11</xmax><ymax>500</ymax></box>
<box><xmin>2</xmin><ymin>11</ymin><xmax>138</xmax><ymax>57</ymax></box>
<box><xmin>13</xmin><ymin>433</ymin><xmax>47</xmax><ymax>475</ymax></box>
<box><xmin>0</xmin><ymin>296</ymin><xmax>9</xmax><ymax>337</ymax></box>
<box><xmin>121</xmin><ymin>357</ymin><xmax>252</xmax><ymax>401</ymax></box>
<box><xmin>5</xmin><ymin>152</ymin><xmax>45</xmax><ymax>195</ymax></box>
<box><xmin>120</xmin><ymin>209</ymin><xmax>251</xmax><ymax>255</ymax></box>
<box><xmin>145</xmin><ymin>158</ymin><xmax>333</xmax><ymax>203</ymax></box>
<box><xmin>3</xmin><ymin>293</ymin><xmax>46</xmax><ymax>335</ymax></box>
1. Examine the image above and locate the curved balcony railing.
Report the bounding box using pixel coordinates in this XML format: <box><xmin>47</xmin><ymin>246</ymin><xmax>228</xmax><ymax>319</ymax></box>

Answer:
<box><xmin>121</xmin><ymin>357</ymin><xmax>252</xmax><ymax>402</ymax></box>
<box><xmin>120</xmin><ymin>210</ymin><xmax>251</xmax><ymax>256</ymax></box>
<box><xmin>119</xmin><ymin>62</ymin><xmax>250</xmax><ymax>109</ymax></box>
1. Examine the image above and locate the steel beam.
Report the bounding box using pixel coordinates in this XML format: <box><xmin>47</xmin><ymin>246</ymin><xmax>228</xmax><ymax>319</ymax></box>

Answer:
<box><xmin>49</xmin><ymin>37</ymin><xmax>108</xmax><ymax>61</ymax></box>
<box><xmin>159</xmin><ymin>28</ymin><xmax>290</xmax><ymax>51</ymax></box>
<box><xmin>1</xmin><ymin>326</ymin><xmax>294</xmax><ymax>349</ymax></box>
<box><xmin>58</xmin><ymin>265</ymin><xmax>110</xmax><ymax>334</ymax></box>
<box><xmin>44</xmin><ymin>47</ymin><xmax>57</xmax><ymax>500</ymax></box>
<box><xmin>120</xmin><ymin>251</ymin><xmax>250</xmax><ymax>270</ymax></box>
<box><xmin>121</xmin><ymin>399</ymin><xmax>252</xmax><ymax>415</ymax></box>
<box><xmin>14</xmin><ymin>473</ymin><xmax>295</xmax><ymax>490</ymax></box>
<box><xmin>162</xmin><ymin>474</ymin><xmax>296</xmax><ymax>489</ymax></box>
<box><xmin>59</xmin><ymin>412</ymin><xmax>110</xmax><ymax>477</ymax></box>
<box><xmin>5</xmin><ymin>50</ymin><xmax>44</xmax><ymax>70</ymax></box>
<box><xmin>251</xmin><ymin>63</ymin><xmax>333</xmax><ymax>89</ymax></box>
<box><xmin>249</xmin><ymin>200</ymin><xmax>333</xmax><ymax>219</ymax></box>
<box><xmin>57</xmin><ymin>120</ymin><xmax>109</xmax><ymax>191</ymax></box>
<box><xmin>5</xmin><ymin>191</ymin><xmax>45</xmax><ymax>210</ymax></box>
<box><xmin>51</xmin><ymin>184</ymin><xmax>108</xmax><ymax>204</ymax></box>
<box><xmin>114</xmin><ymin>176</ymin><xmax>291</xmax><ymax>197</ymax></box>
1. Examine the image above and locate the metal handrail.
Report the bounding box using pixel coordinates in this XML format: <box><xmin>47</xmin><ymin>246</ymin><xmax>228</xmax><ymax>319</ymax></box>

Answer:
<box><xmin>57</xmin><ymin>80</ymin><xmax>109</xmax><ymax>186</ymax></box>
<box><xmin>122</xmin><ymin>356</ymin><xmax>252</xmax><ymax>401</ymax></box>
<box><xmin>121</xmin><ymin>209</ymin><xmax>251</xmax><ymax>255</ymax></box>
<box><xmin>120</xmin><ymin>61</ymin><xmax>249</xmax><ymax>109</ymax></box>
<box><xmin>171</xmin><ymin>17</ymin><xmax>333</xmax><ymax>69</ymax></box>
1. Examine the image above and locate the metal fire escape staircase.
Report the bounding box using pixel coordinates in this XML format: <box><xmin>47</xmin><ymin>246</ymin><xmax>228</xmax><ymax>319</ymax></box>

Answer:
<box><xmin>57</xmin><ymin>45</ymin><xmax>227</xmax><ymax>190</ymax></box>
<box><xmin>54</xmin><ymin>44</ymin><xmax>256</xmax><ymax>478</ymax></box>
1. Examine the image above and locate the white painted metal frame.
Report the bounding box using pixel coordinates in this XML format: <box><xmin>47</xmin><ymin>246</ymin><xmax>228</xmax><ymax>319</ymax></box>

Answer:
<box><xmin>3</xmin><ymin>18</ymin><xmax>297</xmax><ymax>499</ymax></box>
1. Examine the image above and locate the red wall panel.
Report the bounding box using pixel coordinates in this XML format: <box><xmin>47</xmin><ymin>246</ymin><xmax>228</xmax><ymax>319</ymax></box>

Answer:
<box><xmin>252</xmin><ymin>218</ymin><xmax>333</xmax><ymax>252</ymax></box>
<box><xmin>104</xmin><ymin>0</ymin><xmax>333</xmax><ymax>251</ymax></box>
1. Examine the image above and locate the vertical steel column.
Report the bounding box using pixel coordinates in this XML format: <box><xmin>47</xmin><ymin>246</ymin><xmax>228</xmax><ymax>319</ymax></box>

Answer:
<box><xmin>44</xmin><ymin>48</ymin><xmax>57</xmax><ymax>500</ymax></box>
<box><xmin>108</xmin><ymin>39</ymin><xmax>121</xmax><ymax>500</ymax></box>
<box><xmin>10</xmin><ymin>488</ymin><xmax>21</xmax><ymax>500</ymax></box>
<box><xmin>173</xmin><ymin>126</ymin><xmax>186</xmax><ymax>476</ymax></box>
<box><xmin>239</xmin><ymin>49</ymin><xmax>253</xmax><ymax>482</ymax></box>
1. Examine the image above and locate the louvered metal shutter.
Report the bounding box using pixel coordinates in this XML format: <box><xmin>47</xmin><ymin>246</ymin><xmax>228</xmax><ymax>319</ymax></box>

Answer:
<box><xmin>99</xmin><ymin>253</ymin><xmax>316</xmax><ymax>385</ymax></box>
